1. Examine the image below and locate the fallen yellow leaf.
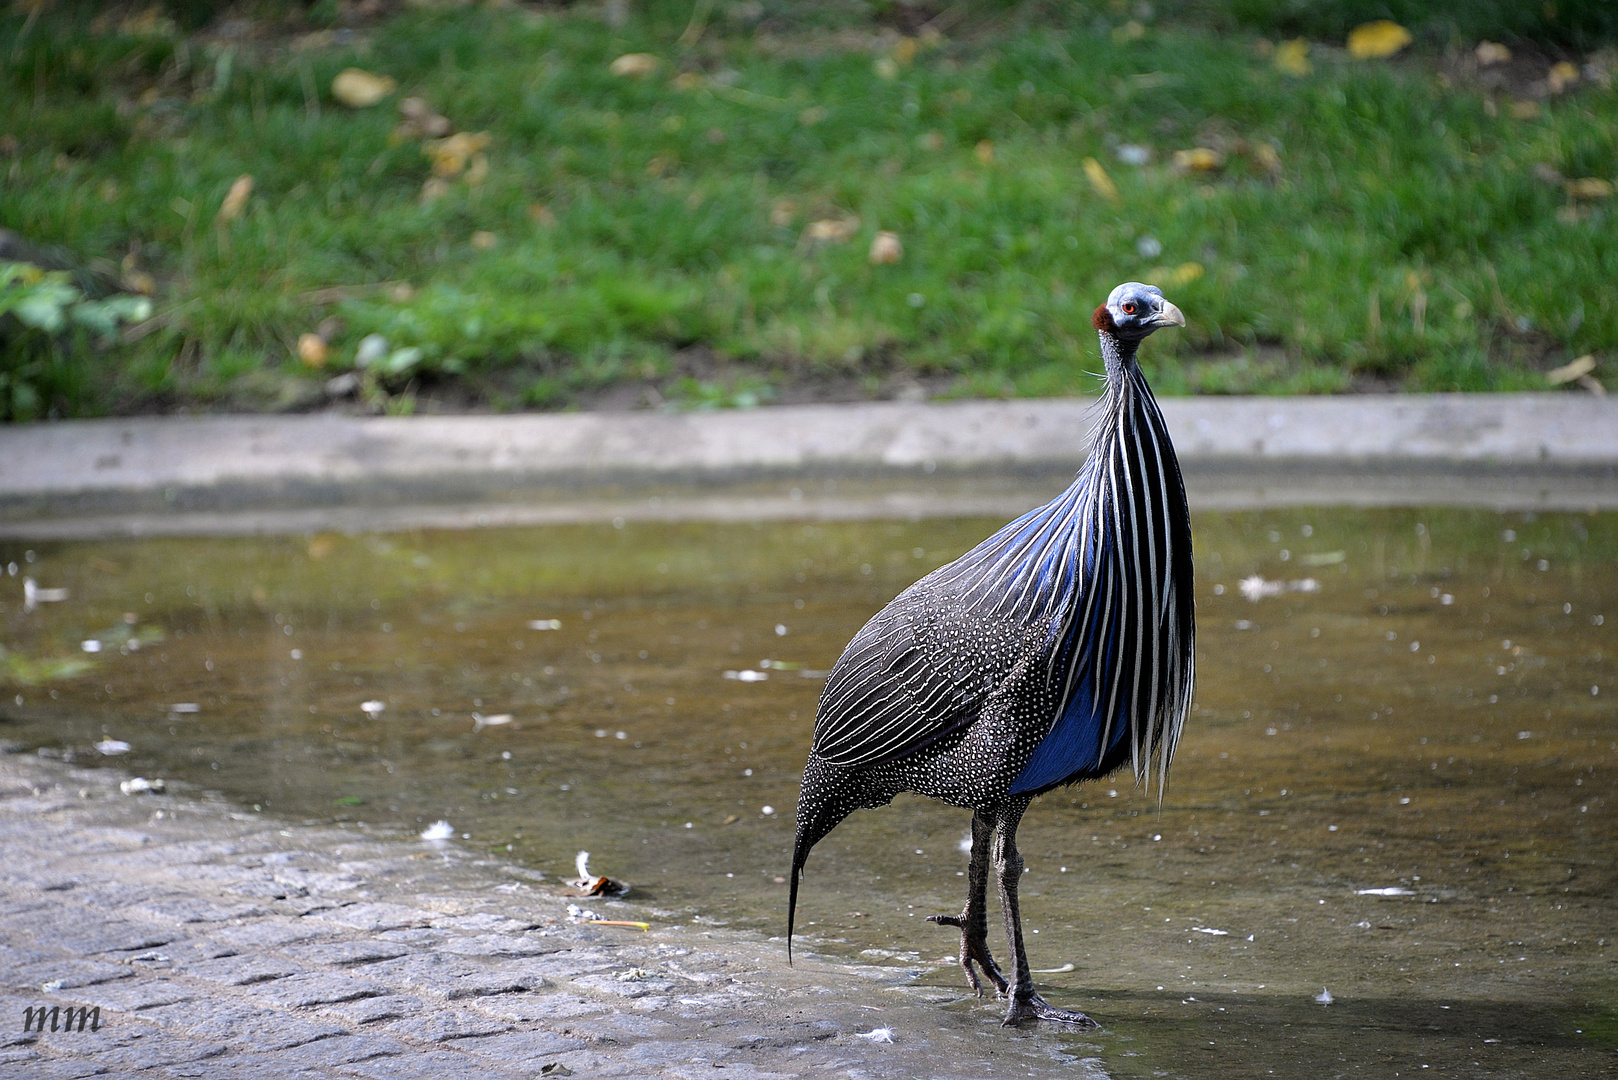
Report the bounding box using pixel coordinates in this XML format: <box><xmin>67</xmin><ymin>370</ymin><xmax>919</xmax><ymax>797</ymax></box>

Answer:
<box><xmin>528</xmin><ymin>203</ymin><xmax>557</xmax><ymax>227</ymax></box>
<box><xmin>769</xmin><ymin>198</ymin><xmax>798</xmax><ymax>227</ymax></box>
<box><xmin>1173</xmin><ymin>147</ymin><xmax>1224</xmax><ymax>173</ymax></box>
<box><xmin>671</xmin><ymin>71</ymin><xmax>703</xmax><ymax>91</ymax></box>
<box><xmin>1546</xmin><ymin>355</ymin><xmax>1595</xmax><ymax>384</ymax></box>
<box><xmin>1475</xmin><ymin>41</ymin><xmax>1511</xmax><ymax>66</ymax></box>
<box><xmin>470</xmin><ymin>230</ymin><xmax>498</xmax><ymax>250</ymax></box>
<box><xmin>974</xmin><ymin>140</ymin><xmax>995</xmax><ymax>165</ymax></box>
<box><xmin>1548</xmin><ymin>61</ymin><xmax>1580</xmax><ymax>94</ymax></box>
<box><xmin>892</xmin><ymin>36</ymin><xmax>918</xmax><ymax>66</ymax></box>
<box><xmin>331</xmin><ymin>68</ymin><xmax>395</xmax><ymax>108</ymax></box>
<box><xmin>1253</xmin><ymin>142</ymin><xmax>1282</xmax><ymax>176</ymax></box>
<box><xmin>868</xmin><ymin>231</ymin><xmax>903</xmax><ymax>265</ymax></box>
<box><xmin>216</xmin><ymin>174</ymin><xmax>253</xmax><ymax>223</ymax></box>
<box><xmin>1082</xmin><ymin>157</ymin><xmax>1119</xmax><ymax>202</ymax></box>
<box><xmin>1565</xmin><ymin>177</ymin><xmax>1613</xmax><ymax>200</ymax></box>
<box><xmin>610</xmin><ymin>53</ymin><xmax>660</xmax><ymax>78</ymax></box>
<box><xmin>1274</xmin><ymin>39</ymin><xmax>1312</xmax><ymax>77</ymax></box>
<box><xmin>297</xmin><ymin>333</ymin><xmax>329</xmax><ymax>368</ymax></box>
<box><xmin>424</xmin><ymin>131</ymin><xmax>491</xmax><ymax>177</ymax></box>
<box><xmin>1347</xmin><ymin>21</ymin><xmax>1412</xmax><ymax>60</ymax></box>
<box><xmin>1167</xmin><ymin>262</ymin><xmax>1204</xmax><ymax>287</ymax></box>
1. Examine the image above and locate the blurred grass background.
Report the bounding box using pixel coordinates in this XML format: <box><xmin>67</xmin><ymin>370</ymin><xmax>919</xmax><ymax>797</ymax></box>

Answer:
<box><xmin>1</xmin><ymin>0</ymin><xmax>1615</xmax><ymax>419</ymax></box>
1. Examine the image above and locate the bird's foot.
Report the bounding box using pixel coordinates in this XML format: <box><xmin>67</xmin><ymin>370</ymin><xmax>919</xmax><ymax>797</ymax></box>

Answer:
<box><xmin>926</xmin><ymin>914</ymin><xmax>1009</xmax><ymax>998</ymax></box>
<box><xmin>1002</xmin><ymin>993</ymin><xmax>1099</xmax><ymax>1029</ymax></box>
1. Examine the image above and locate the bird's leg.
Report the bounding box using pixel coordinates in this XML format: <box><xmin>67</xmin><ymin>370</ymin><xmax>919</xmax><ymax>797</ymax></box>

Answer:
<box><xmin>926</xmin><ymin>810</ymin><xmax>1008</xmax><ymax>998</ymax></box>
<box><xmin>991</xmin><ymin>800</ymin><xmax>1099</xmax><ymax>1029</ymax></box>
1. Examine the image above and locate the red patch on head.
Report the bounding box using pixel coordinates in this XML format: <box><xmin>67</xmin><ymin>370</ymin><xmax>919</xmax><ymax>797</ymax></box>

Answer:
<box><xmin>1092</xmin><ymin>304</ymin><xmax>1116</xmax><ymax>333</ymax></box>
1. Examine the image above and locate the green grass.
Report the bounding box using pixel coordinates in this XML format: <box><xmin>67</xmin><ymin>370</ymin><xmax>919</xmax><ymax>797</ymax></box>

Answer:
<box><xmin>1</xmin><ymin>1</ymin><xmax>1615</xmax><ymax>418</ymax></box>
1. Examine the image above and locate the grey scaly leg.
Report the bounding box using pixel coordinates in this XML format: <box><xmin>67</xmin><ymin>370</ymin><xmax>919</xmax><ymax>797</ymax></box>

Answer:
<box><xmin>992</xmin><ymin>798</ymin><xmax>1098</xmax><ymax>1028</ymax></box>
<box><xmin>927</xmin><ymin>809</ymin><xmax>1008</xmax><ymax>997</ymax></box>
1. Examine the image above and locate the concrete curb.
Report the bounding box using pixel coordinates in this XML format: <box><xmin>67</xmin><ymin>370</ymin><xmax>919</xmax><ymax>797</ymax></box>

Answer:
<box><xmin>3</xmin><ymin>394</ymin><xmax>1614</xmax><ymax>537</ymax></box>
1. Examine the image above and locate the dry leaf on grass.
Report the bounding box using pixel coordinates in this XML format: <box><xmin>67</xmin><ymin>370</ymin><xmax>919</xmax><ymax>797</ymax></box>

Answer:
<box><xmin>1347</xmin><ymin>21</ymin><xmax>1412</xmax><ymax>60</ymax></box>
<box><xmin>215</xmin><ymin>175</ymin><xmax>253</xmax><ymax>223</ymax></box>
<box><xmin>331</xmin><ymin>68</ymin><xmax>395</xmax><ymax>108</ymax></box>
<box><xmin>610</xmin><ymin>53</ymin><xmax>660</xmax><ymax>78</ymax></box>
<box><xmin>1274</xmin><ymin>39</ymin><xmax>1311</xmax><ymax>77</ymax></box>
<box><xmin>1172</xmin><ymin>147</ymin><xmax>1224</xmax><ymax>173</ymax></box>
<box><xmin>1548</xmin><ymin>61</ymin><xmax>1581</xmax><ymax>94</ymax></box>
<box><xmin>802</xmin><ymin>217</ymin><xmax>859</xmax><ymax>245</ymax></box>
<box><xmin>425</xmin><ymin>131</ymin><xmax>491</xmax><ymax>177</ymax></box>
<box><xmin>974</xmin><ymin>139</ymin><xmax>995</xmax><ymax>165</ymax></box>
<box><xmin>1082</xmin><ymin>157</ymin><xmax>1119</xmax><ymax>202</ymax></box>
<box><xmin>297</xmin><ymin>333</ymin><xmax>329</xmax><ymax>368</ymax></box>
<box><xmin>1475</xmin><ymin>41</ymin><xmax>1511</xmax><ymax>67</ymax></box>
<box><xmin>868</xmin><ymin>231</ymin><xmax>903</xmax><ymax>264</ymax></box>
<box><xmin>1565</xmin><ymin>178</ymin><xmax>1613</xmax><ymax>200</ymax></box>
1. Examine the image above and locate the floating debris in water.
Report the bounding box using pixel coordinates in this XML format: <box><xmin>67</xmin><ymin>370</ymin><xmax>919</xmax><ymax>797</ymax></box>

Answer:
<box><xmin>528</xmin><ymin>619</ymin><xmax>563</xmax><ymax>630</ymax></box>
<box><xmin>1031</xmin><ymin>962</ymin><xmax>1075</xmax><ymax>973</ymax></box>
<box><xmin>761</xmin><ymin>805</ymin><xmax>776</xmax><ymax>816</ymax></box>
<box><xmin>1239</xmin><ymin>575</ymin><xmax>1320</xmax><ymax>601</ymax></box>
<box><xmin>1356</xmin><ymin>887</ymin><xmax>1414</xmax><ymax>896</ymax></box>
<box><xmin>22</xmin><ymin>578</ymin><xmax>70</xmax><ymax>613</ymax></box>
<box><xmin>566</xmin><ymin>903</ymin><xmax>649</xmax><ymax>930</ymax></box>
<box><xmin>724</xmin><ymin>669</ymin><xmax>768</xmax><ymax>682</ymax></box>
<box><xmin>119</xmin><ymin>777</ymin><xmax>165</xmax><ymax>795</ymax></box>
<box><xmin>81</xmin><ymin>640</ymin><xmax>102</xmax><ymax>653</ymax></box>
<box><xmin>360</xmin><ymin>700</ymin><xmax>386</xmax><ymax>718</ymax></box>
<box><xmin>1191</xmin><ymin>927</ymin><xmax>1229</xmax><ymax>936</ymax></box>
<box><xmin>1315</xmin><ymin>988</ymin><xmax>1334</xmax><ymax>1005</ymax></box>
<box><xmin>96</xmin><ymin>739</ymin><xmax>132</xmax><ymax>755</ymax></box>
<box><xmin>472</xmin><ymin>712</ymin><xmax>513</xmax><ymax>732</ymax></box>
<box><xmin>855</xmin><ymin>1027</ymin><xmax>895</xmax><ymax>1044</ymax></box>
<box><xmin>421</xmin><ymin>820</ymin><xmax>454</xmax><ymax>840</ymax></box>
<box><xmin>758</xmin><ymin>659</ymin><xmax>801</xmax><ymax>670</ymax></box>
<box><xmin>573</xmin><ymin>851</ymin><xmax>630</xmax><ymax>898</ymax></box>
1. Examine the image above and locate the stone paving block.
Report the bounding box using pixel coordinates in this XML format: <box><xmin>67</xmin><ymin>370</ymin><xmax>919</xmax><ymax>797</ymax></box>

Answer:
<box><xmin>437</xmin><ymin>933</ymin><xmax>557</xmax><ymax>959</ymax></box>
<box><xmin>49</xmin><ymin>917</ymin><xmax>177</xmax><ymax>957</ymax></box>
<box><xmin>313</xmin><ymin>904</ymin><xmax>436</xmax><ymax>932</ymax></box>
<box><xmin>140</xmin><ymin>999</ymin><xmax>349</xmax><ymax>1050</ymax></box>
<box><xmin>249</xmin><ymin>972</ymin><xmax>389</xmax><ymax>1009</ymax></box>
<box><xmin>8</xmin><ymin>958</ymin><xmax>134</xmax><ymax>991</ymax></box>
<box><xmin>443</xmin><ymin>966</ymin><xmax>547</xmax><ymax>1000</ymax></box>
<box><xmin>161</xmin><ymin>1059</ymin><xmax>332</xmax><ymax>1080</ymax></box>
<box><xmin>319</xmin><ymin>993</ymin><xmax>428</xmax><ymax>1026</ymax></box>
<box><xmin>213</xmin><ymin>917</ymin><xmax>341</xmax><ymax>951</ymax></box>
<box><xmin>186</xmin><ymin>1033</ymin><xmax>406</xmax><ymax>1073</ymax></box>
<box><xmin>375</xmin><ymin>928</ymin><xmax>445</xmax><ymax>948</ymax></box>
<box><xmin>356</xmin><ymin>953</ymin><xmax>478</xmax><ymax>995</ymax></box>
<box><xmin>338</xmin><ymin>1047</ymin><xmax>530</xmax><ymax>1080</ymax></box>
<box><xmin>285</xmin><ymin>940</ymin><xmax>412</xmax><ymax>968</ymax></box>
<box><xmin>127</xmin><ymin>896</ymin><xmax>273</xmax><ymax>925</ymax></box>
<box><xmin>569</xmin><ymin>972</ymin><xmax>667</xmax><ymax>999</ymax></box>
<box><xmin>429</xmin><ymin>913</ymin><xmax>538</xmax><ymax>934</ymax></box>
<box><xmin>454</xmin><ymin>1028</ymin><xmax>589</xmax><ymax>1068</ymax></box>
<box><xmin>500</xmin><ymin>948</ymin><xmax>616</xmax><ymax>979</ymax></box>
<box><xmin>1</xmin><ymin>1058</ymin><xmax>110</xmax><ymax>1079</ymax></box>
<box><xmin>73</xmin><ymin>976</ymin><xmax>197</xmax><ymax>1012</ymax></box>
<box><xmin>473</xmin><ymin>993</ymin><xmax>606</xmax><ymax>1023</ymax></box>
<box><xmin>384</xmin><ymin>1009</ymin><xmax>512</xmax><ymax>1043</ymax></box>
<box><xmin>56</xmin><ymin>1030</ymin><xmax>228</xmax><ymax>1071</ymax></box>
<box><xmin>178</xmin><ymin>953</ymin><xmax>303</xmax><ymax>986</ymax></box>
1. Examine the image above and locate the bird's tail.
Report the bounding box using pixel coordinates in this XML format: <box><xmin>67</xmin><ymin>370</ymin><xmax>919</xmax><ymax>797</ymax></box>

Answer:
<box><xmin>787</xmin><ymin>756</ymin><xmax>859</xmax><ymax>965</ymax></box>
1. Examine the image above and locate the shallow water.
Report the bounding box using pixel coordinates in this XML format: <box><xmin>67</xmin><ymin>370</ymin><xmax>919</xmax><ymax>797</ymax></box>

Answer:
<box><xmin>2</xmin><ymin>507</ymin><xmax>1614</xmax><ymax>1077</ymax></box>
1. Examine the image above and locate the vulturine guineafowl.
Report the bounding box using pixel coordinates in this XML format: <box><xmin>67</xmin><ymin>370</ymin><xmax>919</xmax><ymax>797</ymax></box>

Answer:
<box><xmin>789</xmin><ymin>283</ymin><xmax>1195</xmax><ymax>1028</ymax></box>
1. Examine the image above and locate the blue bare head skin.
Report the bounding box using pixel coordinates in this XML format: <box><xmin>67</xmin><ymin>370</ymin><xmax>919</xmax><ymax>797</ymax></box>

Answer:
<box><xmin>1092</xmin><ymin>282</ymin><xmax>1186</xmax><ymax>342</ymax></box>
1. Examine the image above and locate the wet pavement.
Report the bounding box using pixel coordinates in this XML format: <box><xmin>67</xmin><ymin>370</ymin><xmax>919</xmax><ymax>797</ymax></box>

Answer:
<box><xmin>2</xmin><ymin>506</ymin><xmax>1615</xmax><ymax>1077</ymax></box>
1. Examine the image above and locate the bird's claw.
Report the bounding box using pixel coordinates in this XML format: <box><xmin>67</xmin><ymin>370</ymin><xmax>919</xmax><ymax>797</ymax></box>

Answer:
<box><xmin>927</xmin><ymin>913</ymin><xmax>1008</xmax><ymax>998</ymax></box>
<box><xmin>1002</xmin><ymin>993</ymin><xmax>1099</xmax><ymax>1029</ymax></box>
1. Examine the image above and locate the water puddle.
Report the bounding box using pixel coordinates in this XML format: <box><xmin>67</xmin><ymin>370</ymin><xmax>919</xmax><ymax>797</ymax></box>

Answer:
<box><xmin>2</xmin><ymin>508</ymin><xmax>1614</xmax><ymax>1076</ymax></box>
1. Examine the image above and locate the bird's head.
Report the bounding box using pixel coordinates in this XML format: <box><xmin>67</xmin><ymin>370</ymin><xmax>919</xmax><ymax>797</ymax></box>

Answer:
<box><xmin>1092</xmin><ymin>282</ymin><xmax>1185</xmax><ymax>344</ymax></box>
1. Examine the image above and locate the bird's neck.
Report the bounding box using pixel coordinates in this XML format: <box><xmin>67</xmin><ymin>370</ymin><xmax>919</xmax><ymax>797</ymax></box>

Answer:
<box><xmin>1097</xmin><ymin>330</ymin><xmax>1139</xmax><ymax>401</ymax></box>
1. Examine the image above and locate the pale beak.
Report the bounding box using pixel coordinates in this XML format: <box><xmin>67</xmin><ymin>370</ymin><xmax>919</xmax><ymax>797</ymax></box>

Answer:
<box><xmin>1154</xmin><ymin>300</ymin><xmax>1186</xmax><ymax>328</ymax></box>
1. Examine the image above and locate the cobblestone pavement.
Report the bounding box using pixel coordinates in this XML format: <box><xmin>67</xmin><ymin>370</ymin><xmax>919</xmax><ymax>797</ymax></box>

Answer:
<box><xmin>0</xmin><ymin>752</ymin><xmax>1107</xmax><ymax>1079</ymax></box>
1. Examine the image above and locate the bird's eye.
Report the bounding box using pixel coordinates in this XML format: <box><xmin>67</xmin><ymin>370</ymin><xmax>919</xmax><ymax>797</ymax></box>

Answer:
<box><xmin>1121</xmin><ymin>301</ymin><xmax>1137</xmax><ymax>315</ymax></box>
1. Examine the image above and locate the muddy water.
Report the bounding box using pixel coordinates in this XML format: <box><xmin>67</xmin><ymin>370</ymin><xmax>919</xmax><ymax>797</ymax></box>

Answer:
<box><xmin>2</xmin><ymin>508</ymin><xmax>1614</xmax><ymax>1078</ymax></box>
